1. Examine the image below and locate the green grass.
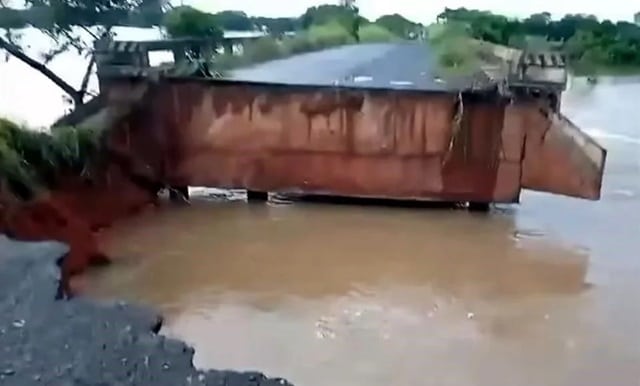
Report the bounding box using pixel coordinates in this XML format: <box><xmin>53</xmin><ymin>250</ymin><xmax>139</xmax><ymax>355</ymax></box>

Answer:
<box><xmin>358</xmin><ymin>24</ymin><xmax>399</xmax><ymax>43</ymax></box>
<box><xmin>0</xmin><ymin>117</ymin><xmax>102</xmax><ymax>200</ymax></box>
<box><xmin>427</xmin><ymin>22</ymin><xmax>486</xmax><ymax>78</ymax></box>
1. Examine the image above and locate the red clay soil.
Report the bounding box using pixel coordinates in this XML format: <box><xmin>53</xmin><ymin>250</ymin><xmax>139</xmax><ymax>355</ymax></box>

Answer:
<box><xmin>0</xmin><ymin>166</ymin><xmax>156</xmax><ymax>294</ymax></box>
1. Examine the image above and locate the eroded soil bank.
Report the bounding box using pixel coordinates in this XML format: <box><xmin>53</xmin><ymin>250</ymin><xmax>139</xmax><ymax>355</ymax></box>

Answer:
<box><xmin>0</xmin><ymin>235</ymin><xmax>292</xmax><ymax>386</ymax></box>
<box><xmin>0</xmin><ymin>167</ymin><xmax>157</xmax><ymax>295</ymax></box>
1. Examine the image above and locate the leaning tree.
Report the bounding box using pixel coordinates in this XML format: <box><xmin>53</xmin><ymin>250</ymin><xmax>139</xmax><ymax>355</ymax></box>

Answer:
<box><xmin>0</xmin><ymin>0</ymin><xmax>146</xmax><ymax>108</ymax></box>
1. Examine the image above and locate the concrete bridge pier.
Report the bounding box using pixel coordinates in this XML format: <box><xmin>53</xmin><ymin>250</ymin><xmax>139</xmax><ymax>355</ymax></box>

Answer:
<box><xmin>247</xmin><ymin>190</ymin><xmax>269</xmax><ymax>202</ymax></box>
<box><xmin>169</xmin><ymin>186</ymin><xmax>189</xmax><ymax>203</ymax></box>
<box><xmin>468</xmin><ymin>202</ymin><xmax>491</xmax><ymax>212</ymax></box>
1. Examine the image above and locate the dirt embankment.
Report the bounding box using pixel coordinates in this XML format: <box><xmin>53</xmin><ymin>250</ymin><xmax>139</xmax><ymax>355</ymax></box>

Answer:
<box><xmin>1</xmin><ymin>174</ymin><xmax>154</xmax><ymax>295</ymax></box>
<box><xmin>4</xmin><ymin>172</ymin><xmax>151</xmax><ymax>263</ymax></box>
<box><xmin>0</xmin><ymin>114</ymin><xmax>161</xmax><ymax>289</ymax></box>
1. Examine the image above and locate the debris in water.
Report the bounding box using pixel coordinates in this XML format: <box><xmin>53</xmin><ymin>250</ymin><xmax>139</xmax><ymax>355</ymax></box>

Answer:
<box><xmin>12</xmin><ymin>319</ymin><xmax>25</xmax><ymax>328</ymax></box>
<box><xmin>467</xmin><ymin>312</ymin><xmax>475</xmax><ymax>320</ymax></box>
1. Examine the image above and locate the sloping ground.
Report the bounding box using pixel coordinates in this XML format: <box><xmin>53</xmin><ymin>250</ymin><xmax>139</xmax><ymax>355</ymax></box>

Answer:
<box><xmin>0</xmin><ymin>235</ymin><xmax>292</xmax><ymax>386</ymax></box>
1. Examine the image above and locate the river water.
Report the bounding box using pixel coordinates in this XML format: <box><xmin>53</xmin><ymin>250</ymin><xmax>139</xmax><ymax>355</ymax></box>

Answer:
<box><xmin>83</xmin><ymin>78</ymin><xmax>640</xmax><ymax>386</ymax></box>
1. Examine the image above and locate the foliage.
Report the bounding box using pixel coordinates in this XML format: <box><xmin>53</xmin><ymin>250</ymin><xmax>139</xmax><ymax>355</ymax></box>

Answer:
<box><xmin>428</xmin><ymin>22</ymin><xmax>482</xmax><ymax>76</ymax></box>
<box><xmin>301</xmin><ymin>4</ymin><xmax>357</xmax><ymax>29</ymax></box>
<box><xmin>241</xmin><ymin>36</ymin><xmax>286</xmax><ymax>63</ymax></box>
<box><xmin>212</xmin><ymin>10</ymin><xmax>254</xmax><ymax>31</ymax></box>
<box><xmin>375</xmin><ymin>14</ymin><xmax>421</xmax><ymax>39</ymax></box>
<box><xmin>358</xmin><ymin>24</ymin><xmax>398</xmax><ymax>43</ymax></box>
<box><xmin>438</xmin><ymin>7</ymin><xmax>640</xmax><ymax>72</ymax></box>
<box><xmin>304</xmin><ymin>21</ymin><xmax>356</xmax><ymax>49</ymax></box>
<box><xmin>163</xmin><ymin>6</ymin><xmax>222</xmax><ymax>40</ymax></box>
<box><xmin>0</xmin><ymin>1</ymin><xmax>161</xmax><ymax>29</ymax></box>
<box><xmin>300</xmin><ymin>4</ymin><xmax>362</xmax><ymax>41</ymax></box>
<box><xmin>0</xmin><ymin>118</ymin><xmax>101</xmax><ymax>200</ymax></box>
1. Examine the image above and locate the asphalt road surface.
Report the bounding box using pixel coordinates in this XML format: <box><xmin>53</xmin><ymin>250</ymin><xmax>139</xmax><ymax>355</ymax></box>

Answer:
<box><xmin>0</xmin><ymin>235</ymin><xmax>292</xmax><ymax>386</ymax></box>
<box><xmin>230</xmin><ymin>42</ymin><xmax>449</xmax><ymax>92</ymax></box>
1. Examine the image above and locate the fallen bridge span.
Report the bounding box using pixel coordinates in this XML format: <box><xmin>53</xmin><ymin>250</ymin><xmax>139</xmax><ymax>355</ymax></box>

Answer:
<box><xmin>78</xmin><ymin>41</ymin><xmax>607</xmax><ymax>204</ymax></box>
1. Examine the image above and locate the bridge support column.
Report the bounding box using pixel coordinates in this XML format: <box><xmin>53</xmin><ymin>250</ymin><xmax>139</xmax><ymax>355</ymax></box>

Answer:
<box><xmin>468</xmin><ymin>202</ymin><xmax>490</xmax><ymax>212</ymax></box>
<box><xmin>247</xmin><ymin>190</ymin><xmax>268</xmax><ymax>202</ymax></box>
<box><xmin>170</xmin><ymin>186</ymin><xmax>189</xmax><ymax>203</ymax></box>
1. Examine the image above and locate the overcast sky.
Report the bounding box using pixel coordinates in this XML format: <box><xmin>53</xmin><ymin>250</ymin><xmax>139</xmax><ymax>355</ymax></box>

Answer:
<box><xmin>184</xmin><ymin>0</ymin><xmax>638</xmax><ymax>24</ymax></box>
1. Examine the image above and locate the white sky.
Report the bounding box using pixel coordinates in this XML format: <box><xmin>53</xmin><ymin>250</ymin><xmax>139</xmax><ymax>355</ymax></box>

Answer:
<box><xmin>185</xmin><ymin>0</ymin><xmax>638</xmax><ymax>23</ymax></box>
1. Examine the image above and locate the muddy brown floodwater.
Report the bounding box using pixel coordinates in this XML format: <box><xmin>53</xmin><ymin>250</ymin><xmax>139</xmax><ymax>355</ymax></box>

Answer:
<box><xmin>85</xmin><ymin>78</ymin><xmax>640</xmax><ymax>386</ymax></box>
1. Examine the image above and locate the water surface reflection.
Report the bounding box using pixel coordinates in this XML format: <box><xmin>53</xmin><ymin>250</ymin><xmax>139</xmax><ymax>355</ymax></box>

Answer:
<box><xmin>88</xmin><ymin>201</ymin><xmax>593</xmax><ymax>386</ymax></box>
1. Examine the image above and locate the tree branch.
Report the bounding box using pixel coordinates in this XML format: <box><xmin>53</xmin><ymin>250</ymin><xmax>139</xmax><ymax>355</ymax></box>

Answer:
<box><xmin>0</xmin><ymin>35</ymin><xmax>83</xmax><ymax>106</ymax></box>
<box><xmin>79</xmin><ymin>53</ymin><xmax>95</xmax><ymax>96</ymax></box>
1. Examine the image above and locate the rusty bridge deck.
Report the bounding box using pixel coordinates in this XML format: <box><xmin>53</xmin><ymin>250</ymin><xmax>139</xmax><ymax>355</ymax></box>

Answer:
<box><xmin>74</xmin><ymin>41</ymin><xmax>606</xmax><ymax>204</ymax></box>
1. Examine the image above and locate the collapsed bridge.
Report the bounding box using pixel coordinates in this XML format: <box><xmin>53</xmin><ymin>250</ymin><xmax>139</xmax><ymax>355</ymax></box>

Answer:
<box><xmin>65</xmin><ymin>39</ymin><xmax>606</xmax><ymax>205</ymax></box>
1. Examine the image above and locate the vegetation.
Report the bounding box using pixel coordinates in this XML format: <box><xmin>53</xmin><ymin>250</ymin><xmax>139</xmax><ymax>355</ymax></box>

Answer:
<box><xmin>438</xmin><ymin>8</ymin><xmax>640</xmax><ymax>75</ymax></box>
<box><xmin>162</xmin><ymin>6</ymin><xmax>222</xmax><ymax>41</ymax></box>
<box><xmin>0</xmin><ymin>118</ymin><xmax>101</xmax><ymax>200</ymax></box>
<box><xmin>358</xmin><ymin>23</ymin><xmax>399</xmax><ymax>43</ymax></box>
<box><xmin>427</xmin><ymin>22</ymin><xmax>486</xmax><ymax>77</ymax></box>
<box><xmin>375</xmin><ymin>14</ymin><xmax>422</xmax><ymax>39</ymax></box>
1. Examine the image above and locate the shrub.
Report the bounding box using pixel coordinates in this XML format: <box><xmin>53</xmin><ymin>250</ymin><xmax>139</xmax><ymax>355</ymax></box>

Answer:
<box><xmin>242</xmin><ymin>37</ymin><xmax>287</xmax><ymax>64</ymax></box>
<box><xmin>306</xmin><ymin>21</ymin><xmax>355</xmax><ymax>49</ymax></box>
<box><xmin>428</xmin><ymin>22</ymin><xmax>482</xmax><ymax>76</ymax></box>
<box><xmin>358</xmin><ymin>24</ymin><xmax>399</xmax><ymax>43</ymax></box>
<box><xmin>0</xmin><ymin>118</ymin><xmax>101</xmax><ymax>199</ymax></box>
<box><xmin>283</xmin><ymin>35</ymin><xmax>317</xmax><ymax>55</ymax></box>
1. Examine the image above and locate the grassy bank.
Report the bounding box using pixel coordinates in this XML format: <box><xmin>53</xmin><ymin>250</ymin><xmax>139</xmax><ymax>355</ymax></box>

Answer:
<box><xmin>0</xmin><ymin>118</ymin><xmax>101</xmax><ymax>200</ymax></box>
<box><xmin>212</xmin><ymin>22</ymin><xmax>400</xmax><ymax>71</ymax></box>
<box><xmin>427</xmin><ymin>22</ymin><xmax>491</xmax><ymax>78</ymax></box>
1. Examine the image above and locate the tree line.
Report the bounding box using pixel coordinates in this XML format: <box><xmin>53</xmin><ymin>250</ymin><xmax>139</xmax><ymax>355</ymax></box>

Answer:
<box><xmin>0</xmin><ymin>2</ymin><xmax>423</xmax><ymax>39</ymax></box>
<box><xmin>438</xmin><ymin>7</ymin><xmax>640</xmax><ymax>73</ymax></box>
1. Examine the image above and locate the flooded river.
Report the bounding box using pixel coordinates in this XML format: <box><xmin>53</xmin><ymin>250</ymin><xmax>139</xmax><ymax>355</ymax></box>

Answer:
<box><xmin>85</xmin><ymin>78</ymin><xmax>640</xmax><ymax>386</ymax></box>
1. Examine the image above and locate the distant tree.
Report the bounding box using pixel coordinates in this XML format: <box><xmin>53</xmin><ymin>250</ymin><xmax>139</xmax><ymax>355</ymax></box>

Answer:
<box><xmin>300</xmin><ymin>4</ymin><xmax>359</xmax><ymax>33</ymax></box>
<box><xmin>0</xmin><ymin>0</ymin><xmax>143</xmax><ymax>108</ymax></box>
<box><xmin>375</xmin><ymin>13</ymin><xmax>420</xmax><ymax>38</ymax></box>
<box><xmin>163</xmin><ymin>6</ymin><xmax>222</xmax><ymax>40</ymax></box>
<box><xmin>212</xmin><ymin>10</ymin><xmax>254</xmax><ymax>31</ymax></box>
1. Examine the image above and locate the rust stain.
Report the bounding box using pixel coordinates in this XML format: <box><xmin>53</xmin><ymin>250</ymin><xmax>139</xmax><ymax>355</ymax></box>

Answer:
<box><xmin>102</xmin><ymin>78</ymin><xmax>605</xmax><ymax>203</ymax></box>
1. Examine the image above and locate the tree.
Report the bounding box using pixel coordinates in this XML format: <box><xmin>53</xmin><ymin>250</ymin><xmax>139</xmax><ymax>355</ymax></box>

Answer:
<box><xmin>0</xmin><ymin>0</ymin><xmax>144</xmax><ymax>108</ymax></box>
<box><xmin>212</xmin><ymin>10</ymin><xmax>253</xmax><ymax>31</ymax></box>
<box><xmin>375</xmin><ymin>14</ymin><xmax>420</xmax><ymax>38</ymax></box>
<box><xmin>300</xmin><ymin>4</ymin><xmax>359</xmax><ymax>32</ymax></box>
<box><xmin>163</xmin><ymin>6</ymin><xmax>222</xmax><ymax>39</ymax></box>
